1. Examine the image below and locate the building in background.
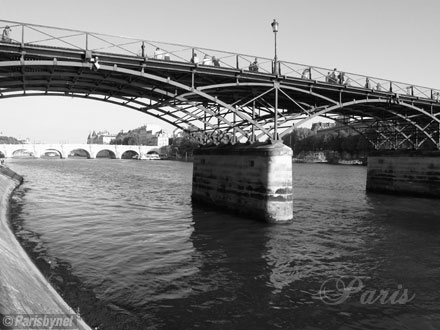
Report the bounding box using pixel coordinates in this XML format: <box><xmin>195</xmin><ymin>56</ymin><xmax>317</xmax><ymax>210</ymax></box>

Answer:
<box><xmin>89</xmin><ymin>125</ymin><xmax>169</xmax><ymax>147</ymax></box>
<box><xmin>87</xmin><ymin>130</ymin><xmax>117</xmax><ymax>144</ymax></box>
<box><xmin>311</xmin><ymin>122</ymin><xmax>335</xmax><ymax>133</ymax></box>
<box><xmin>313</xmin><ymin>119</ymin><xmax>372</xmax><ymax>136</ymax></box>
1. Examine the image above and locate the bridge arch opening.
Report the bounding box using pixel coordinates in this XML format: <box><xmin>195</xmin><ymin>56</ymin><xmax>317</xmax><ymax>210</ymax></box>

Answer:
<box><xmin>96</xmin><ymin>149</ymin><xmax>116</xmax><ymax>159</ymax></box>
<box><xmin>121</xmin><ymin>150</ymin><xmax>139</xmax><ymax>159</ymax></box>
<box><xmin>12</xmin><ymin>149</ymin><xmax>35</xmax><ymax>158</ymax></box>
<box><xmin>68</xmin><ymin>149</ymin><xmax>90</xmax><ymax>159</ymax></box>
<box><xmin>0</xmin><ymin>151</ymin><xmax>5</xmax><ymax>158</ymax></box>
<box><xmin>41</xmin><ymin>149</ymin><xmax>62</xmax><ymax>159</ymax></box>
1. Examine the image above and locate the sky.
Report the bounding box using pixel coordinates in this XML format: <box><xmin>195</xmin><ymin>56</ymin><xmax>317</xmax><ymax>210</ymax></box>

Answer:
<box><xmin>1</xmin><ymin>0</ymin><xmax>440</xmax><ymax>143</ymax></box>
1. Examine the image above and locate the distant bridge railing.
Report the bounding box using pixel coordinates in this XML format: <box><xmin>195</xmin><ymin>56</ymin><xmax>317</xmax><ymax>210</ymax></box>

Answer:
<box><xmin>1</xmin><ymin>19</ymin><xmax>439</xmax><ymax>102</ymax></box>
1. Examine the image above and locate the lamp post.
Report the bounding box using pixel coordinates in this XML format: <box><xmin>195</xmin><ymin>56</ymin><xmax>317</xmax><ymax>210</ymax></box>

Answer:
<box><xmin>271</xmin><ymin>19</ymin><xmax>279</xmax><ymax>75</ymax></box>
<box><xmin>271</xmin><ymin>19</ymin><xmax>279</xmax><ymax>140</ymax></box>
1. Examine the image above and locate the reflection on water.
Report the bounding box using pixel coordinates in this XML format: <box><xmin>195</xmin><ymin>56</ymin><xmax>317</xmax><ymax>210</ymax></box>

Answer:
<box><xmin>6</xmin><ymin>159</ymin><xmax>440</xmax><ymax>330</ymax></box>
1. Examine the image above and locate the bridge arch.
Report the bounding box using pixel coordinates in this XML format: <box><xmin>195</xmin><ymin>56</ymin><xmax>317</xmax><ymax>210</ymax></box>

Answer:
<box><xmin>95</xmin><ymin>149</ymin><xmax>116</xmax><ymax>159</ymax></box>
<box><xmin>121</xmin><ymin>150</ymin><xmax>139</xmax><ymax>159</ymax></box>
<box><xmin>0</xmin><ymin>60</ymin><xmax>272</xmax><ymax>139</ymax></box>
<box><xmin>41</xmin><ymin>148</ymin><xmax>63</xmax><ymax>159</ymax></box>
<box><xmin>0</xmin><ymin>36</ymin><xmax>439</xmax><ymax>149</ymax></box>
<box><xmin>277</xmin><ymin>98</ymin><xmax>440</xmax><ymax>150</ymax></box>
<box><xmin>68</xmin><ymin>148</ymin><xmax>90</xmax><ymax>159</ymax></box>
<box><xmin>12</xmin><ymin>149</ymin><xmax>35</xmax><ymax>158</ymax></box>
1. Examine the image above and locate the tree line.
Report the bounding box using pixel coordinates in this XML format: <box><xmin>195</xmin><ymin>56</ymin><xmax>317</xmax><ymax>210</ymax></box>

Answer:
<box><xmin>282</xmin><ymin>128</ymin><xmax>372</xmax><ymax>157</ymax></box>
<box><xmin>166</xmin><ymin>128</ymin><xmax>374</xmax><ymax>159</ymax></box>
<box><xmin>0</xmin><ymin>136</ymin><xmax>21</xmax><ymax>144</ymax></box>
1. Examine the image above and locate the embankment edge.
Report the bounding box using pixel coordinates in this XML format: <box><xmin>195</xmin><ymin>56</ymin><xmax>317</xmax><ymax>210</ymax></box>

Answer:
<box><xmin>0</xmin><ymin>167</ymin><xmax>91</xmax><ymax>329</ymax></box>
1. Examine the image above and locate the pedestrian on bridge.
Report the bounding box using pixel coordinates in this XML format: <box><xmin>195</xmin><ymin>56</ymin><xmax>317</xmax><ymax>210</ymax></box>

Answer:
<box><xmin>154</xmin><ymin>47</ymin><xmax>164</xmax><ymax>60</ymax></box>
<box><xmin>329</xmin><ymin>68</ymin><xmax>338</xmax><ymax>83</ymax></box>
<box><xmin>249</xmin><ymin>58</ymin><xmax>259</xmax><ymax>72</ymax></box>
<box><xmin>365</xmin><ymin>77</ymin><xmax>372</xmax><ymax>89</ymax></box>
<box><xmin>1</xmin><ymin>26</ymin><xmax>11</xmax><ymax>43</ymax></box>
<box><xmin>202</xmin><ymin>54</ymin><xmax>212</xmax><ymax>65</ymax></box>
<box><xmin>212</xmin><ymin>56</ymin><xmax>220</xmax><ymax>67</ymax></box>
<box><xmin>191</xmin><ymin>53</ymin><xmax>199</xmax><ymax>64</ymax></box>
<box><xmin>338</xmin><ymin>71</ymin><xmax>345</xmax><ymax>84</ymax></box>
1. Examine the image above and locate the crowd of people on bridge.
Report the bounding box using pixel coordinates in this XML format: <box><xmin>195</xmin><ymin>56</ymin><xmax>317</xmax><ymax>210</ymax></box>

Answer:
<box><xmin>137</xmin><ymin>44</ymin><xmax>436</xmax><ymax>96</ymax></box>
<box><xmin>151</xmin><ymin>47</ymin><xmax>222</xmax><ymax>68</ymax></box>
<box><xmin>189</xmin><ymin>52</ymin><xmax>221</xmax><ymax>67</ymax></box>
<box><xmin>323</xmin><ymin>68</ymin><xmax>386</xmax><ymax>91</ymax></box>
<box><xmin>325</xmin><ymin>68</ymin><xmax>349</xmax><ymax>85</ymax></box>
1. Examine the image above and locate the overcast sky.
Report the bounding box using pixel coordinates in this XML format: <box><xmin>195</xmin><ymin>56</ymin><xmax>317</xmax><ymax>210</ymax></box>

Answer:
<box><xmin>1</xmin><ymin>0</ymin><xmax>439</xmax><ymax>143</ymax></box>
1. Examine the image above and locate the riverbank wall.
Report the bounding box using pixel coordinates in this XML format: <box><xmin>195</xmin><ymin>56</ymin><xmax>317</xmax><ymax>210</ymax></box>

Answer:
<box><xmin>192</xmin><ymin>142</ymin><xmax>293</xmax><ymax>223</ymax></box>
<box><xmin>0</xmin><ymin>166</ymin><xmax>91</xmax><ymax>329</ymax></box>
<box><xmin>366</xmin><ymin>151</ymin><xmax>440</xmax><ymax>198</ymax></box>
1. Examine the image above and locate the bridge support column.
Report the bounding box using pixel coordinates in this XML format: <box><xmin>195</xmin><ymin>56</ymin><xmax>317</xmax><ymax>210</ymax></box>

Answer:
<box><xmin>192</xmin><ymin>141</ymin><xmax>293</xmax><ymax>223</ymax></box>
<box><xmin>367</xmin><ymin>151</ymin><xmax>440</xmax><ymax>198</ymax></box>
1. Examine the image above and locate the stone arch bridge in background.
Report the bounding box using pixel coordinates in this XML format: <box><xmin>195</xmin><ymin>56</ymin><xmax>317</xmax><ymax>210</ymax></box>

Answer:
<box><xmin>0</xmin><ymin>143</ymin><xmax>160</xmax><ymax>159</ymax></box>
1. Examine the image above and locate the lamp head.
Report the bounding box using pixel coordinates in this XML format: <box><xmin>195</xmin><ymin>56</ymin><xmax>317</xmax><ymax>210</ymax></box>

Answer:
<box><xmin>271</xmin><ymin>19</ymin><xmax>279</xmax><ymax>33</ymax></box>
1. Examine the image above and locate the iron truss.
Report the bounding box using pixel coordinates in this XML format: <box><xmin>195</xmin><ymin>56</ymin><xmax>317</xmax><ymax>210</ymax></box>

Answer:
<box><xmin>1</xmin><ymin>19</ymin><xmax>440</xmax><ymax>149</ymax></box>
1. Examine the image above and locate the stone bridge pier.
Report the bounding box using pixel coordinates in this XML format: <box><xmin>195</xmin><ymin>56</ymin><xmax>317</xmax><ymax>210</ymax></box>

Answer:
<box><xmin>192</xmin><ymin>142</ymin><xmax>294</xmax><ymax>223</ymax></box>
<box><xmin>367</xmin><ymin>151</ymin><xmax>440</xmax><ymax>198</ymax></box>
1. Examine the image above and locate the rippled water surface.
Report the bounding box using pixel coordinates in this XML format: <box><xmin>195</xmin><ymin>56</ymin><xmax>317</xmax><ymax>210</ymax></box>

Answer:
<box><xmin>7</xmin><ymin>159</ymin><xmax>440</xmax><ymax>330</ymax></box>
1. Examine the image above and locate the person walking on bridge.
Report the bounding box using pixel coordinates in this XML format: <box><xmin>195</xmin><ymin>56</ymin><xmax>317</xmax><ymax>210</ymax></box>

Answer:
<box><xmin>2</xmin><ymin>26</ymin><xmax>11</xmax><ymax>42</ymax></box>
<box><xmin>191</xmin><ymin>53</ymin><xmax>199</xmax><ymax>64</ymax></box>
<box><xmin>154</xmin><ymin>47</ymin><xmax>164</xmax><ymax>60</ymax></box>
<box><xmin>202</xmin><ymin>54</ymin><xmax>212</xmax><ymax>65</ymax></box>
<box><xmin>329</xmin><ymin>68</ymin><xmax>338</xmax><ymax>83</ymax></box>
<box><xmin>212</xmin><ymin>56</ymin><xmax>220</xmax><ymax>67</ymax></box>
<box><xmin>249</xmin><ymin>58</ymin><xmax>259</xmax><ymax>72</ymax></box>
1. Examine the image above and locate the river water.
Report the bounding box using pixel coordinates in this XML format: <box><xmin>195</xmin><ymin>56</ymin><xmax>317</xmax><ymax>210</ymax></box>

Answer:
<box><xmin>6</xmin><ymin>159</ymin><xmax>440</xmax><ymax>330</ymax></box>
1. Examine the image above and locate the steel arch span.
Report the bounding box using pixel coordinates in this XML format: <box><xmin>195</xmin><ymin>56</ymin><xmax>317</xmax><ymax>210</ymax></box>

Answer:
<box><xmin>1</xmin><ymin>19</ymin><xmax>440</xmax><ymax>150</ymax></box>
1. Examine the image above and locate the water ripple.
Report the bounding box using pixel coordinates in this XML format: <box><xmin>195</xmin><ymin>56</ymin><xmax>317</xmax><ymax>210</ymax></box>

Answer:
<box><xmin>7</xmin><ymin>159</ymin><xmax>440</xmax><ymax>330</ymax></box>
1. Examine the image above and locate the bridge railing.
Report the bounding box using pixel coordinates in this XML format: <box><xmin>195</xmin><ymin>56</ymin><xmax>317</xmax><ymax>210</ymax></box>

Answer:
<box><xmin>1</xmin><ymin>19</ymin><xmax>439</xmax><ymax>103</ymax></box>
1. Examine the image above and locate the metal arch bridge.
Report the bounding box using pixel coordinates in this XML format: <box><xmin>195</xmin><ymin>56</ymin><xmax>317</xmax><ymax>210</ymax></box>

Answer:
<box><xmin>1</xmin><ymin>19</ymin><xmax>440</xmax><ymax>150</ymax></box>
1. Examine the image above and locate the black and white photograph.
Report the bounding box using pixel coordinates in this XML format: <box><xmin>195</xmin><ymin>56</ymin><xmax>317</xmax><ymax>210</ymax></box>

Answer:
<box><xmin>0</xmin><ymin>1</ymin><xmax>439</xmax><ymax>329</ymax></box>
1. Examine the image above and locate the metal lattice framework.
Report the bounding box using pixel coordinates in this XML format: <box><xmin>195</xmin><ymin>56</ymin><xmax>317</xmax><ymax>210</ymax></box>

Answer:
<box><xmin>1</xmin><ymin>19</ymin><xmax>440</xmax><ymax>149</ymax></box>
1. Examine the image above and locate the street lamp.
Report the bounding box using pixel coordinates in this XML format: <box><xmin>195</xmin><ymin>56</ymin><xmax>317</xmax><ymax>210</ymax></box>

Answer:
<box><xmin>271</xmin><ymin>19</ymin><xmax>279</xmax><ymax>75</ymax></box>
<box><xmin>271</xmin><ymin>19</ymin><xmax>279</xmax><ymax>140</ymax></box>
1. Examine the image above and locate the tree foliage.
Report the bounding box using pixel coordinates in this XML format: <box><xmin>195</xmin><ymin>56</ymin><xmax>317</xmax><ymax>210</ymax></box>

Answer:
<box><xmin>0</xmin><ymin>136</ymin><xmax>21</xmax><ymax>144</ymax></box>
<box><xmin>110</xmin><ymin>136</ymin><xmax>140</xmax><ymax>145</ymax></box>
<box><xmin>168</xmin><ymin>131</ymin><xmax>202</xmax><ymax>159</ymax></box>
<box><xmin>282</xmin><ymin>128</ymin><xmax>372</xmax><ymax>156</ymax></box>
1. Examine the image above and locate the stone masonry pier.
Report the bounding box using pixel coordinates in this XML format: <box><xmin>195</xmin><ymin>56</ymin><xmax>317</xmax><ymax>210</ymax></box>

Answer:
<box><xmin>192</xmin><ymin>142</ymin><xmax>293</xmax><ymax>223</ymax></box>
<box><xmin>367</xmin><ymin>151</ymin><xmax>440</xmax><ymax>198</ymax></box>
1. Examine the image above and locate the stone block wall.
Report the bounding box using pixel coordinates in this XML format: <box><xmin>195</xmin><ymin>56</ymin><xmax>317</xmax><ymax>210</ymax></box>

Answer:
<box><xmin>367</xmin><ymin>151</ymin><xmax>440</xmax><ymax>198</ymax></box>
<box><xmin>192</xmin><ymin>142</ymin><xmax>293</xmax><ymax>223</ymax></box>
